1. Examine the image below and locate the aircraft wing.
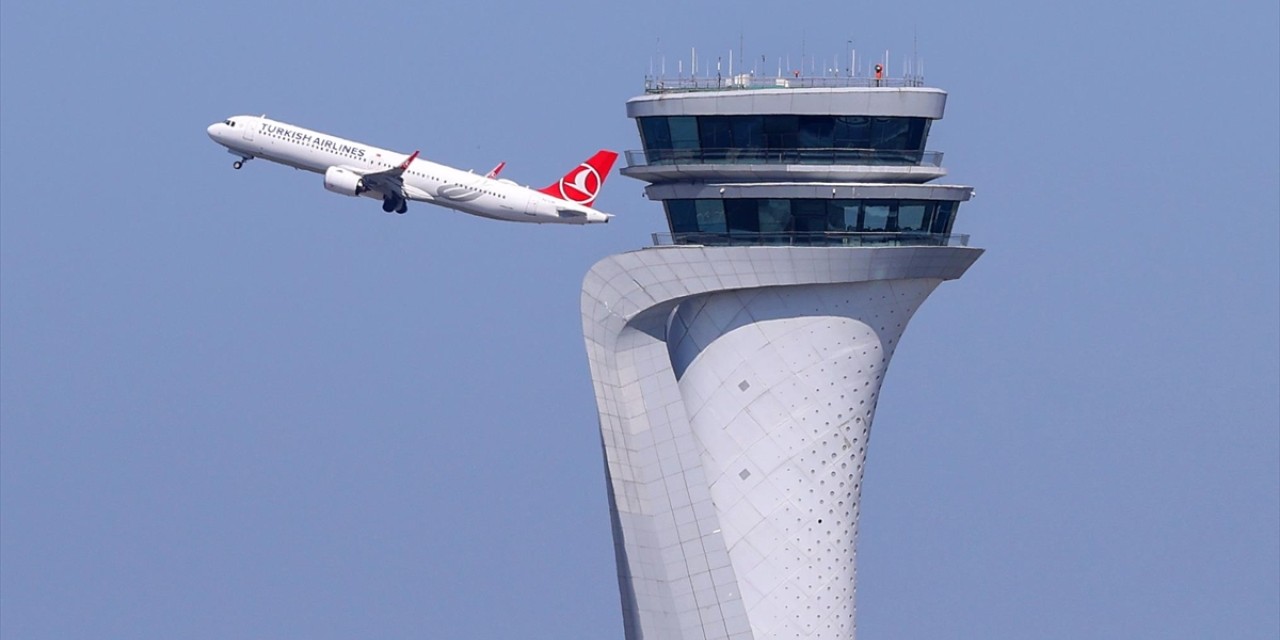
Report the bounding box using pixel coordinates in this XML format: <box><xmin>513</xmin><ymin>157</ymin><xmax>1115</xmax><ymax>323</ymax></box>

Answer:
<box><xmin>358</xmin><ymin>150</ymin><xmax>419</xmax><ymax>198</ymax></box>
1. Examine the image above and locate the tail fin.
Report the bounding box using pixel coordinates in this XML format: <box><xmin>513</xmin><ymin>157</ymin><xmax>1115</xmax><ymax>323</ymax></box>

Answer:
<box><xmin>538</xmin><ymin>150</ymin><xmax>618</xmax><ymax>206</ymax></box>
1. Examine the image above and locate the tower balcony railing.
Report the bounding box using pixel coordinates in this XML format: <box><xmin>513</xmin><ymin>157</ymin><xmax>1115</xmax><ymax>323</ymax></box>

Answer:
<box><xmin>651</xmin><ymin>231</ymin><xmax>969</xmax><ymax>248</ymax></box>
<box><xmin>644</xmin><ymin>74</ymin><xmax>927</xmax><ymax>93</ymax></box>
<box><xmin>626</xmin><ymin>148</ymin><xmax>943</xmax><ymax>168</ymax></box>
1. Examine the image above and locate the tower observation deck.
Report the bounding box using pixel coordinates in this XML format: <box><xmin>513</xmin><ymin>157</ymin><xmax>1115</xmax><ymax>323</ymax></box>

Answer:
<box><xmin>581</xmin><ymin>66</ymin><xmax>982</xmax><ymax>639</ymax></box>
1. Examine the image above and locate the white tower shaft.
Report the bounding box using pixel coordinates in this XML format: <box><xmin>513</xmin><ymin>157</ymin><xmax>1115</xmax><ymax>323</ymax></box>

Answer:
<box><xmin>582</xmin><ymin>245</ymin><xmax>981</xmax><ymax>639</ymax></box>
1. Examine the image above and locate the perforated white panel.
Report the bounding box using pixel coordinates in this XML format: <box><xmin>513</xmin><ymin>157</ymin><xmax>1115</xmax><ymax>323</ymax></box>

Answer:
<box><xmin>668</xmin><ymin>281</ymin><xmax>935</xmax><ymax>639</ymax></box>
<box><xmin>581</xmin><ymin>246</ymin><xmax>982</xmax><ymax>640</ymax></box>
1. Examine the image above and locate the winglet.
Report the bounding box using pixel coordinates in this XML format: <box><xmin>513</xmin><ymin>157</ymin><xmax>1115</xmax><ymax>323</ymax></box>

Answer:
<box><xmin>398</xmin><ymin>150</ymin><xmax>419</xmax><ymax>171</ymax></box>
<box><xmin>485</xmin><ymin>161</ymin><xmax>505</xmax><ymax>179</ymax></box>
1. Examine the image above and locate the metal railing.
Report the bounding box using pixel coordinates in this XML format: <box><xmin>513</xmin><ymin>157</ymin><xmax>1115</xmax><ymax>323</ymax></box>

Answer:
<box><xmin>650</xmin><ymin>231</ymin><xmax>969</xmax><ymax>247</ymax></box>
<box><xmin>625</xmin><ymin>148</ymin><xmax>943</xmax><ymax>168</ymax></box>
<box><xmin>644</xmin><ymin>75</ymin><xmax>927</xmax><ymax>93</ymax></box>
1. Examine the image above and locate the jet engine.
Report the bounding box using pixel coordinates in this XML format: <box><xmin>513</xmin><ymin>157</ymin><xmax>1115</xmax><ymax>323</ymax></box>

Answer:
<box><xmin>323</xmin><ymin>166</ymin><xmax>365</xmax><ymax>196</ymax></box>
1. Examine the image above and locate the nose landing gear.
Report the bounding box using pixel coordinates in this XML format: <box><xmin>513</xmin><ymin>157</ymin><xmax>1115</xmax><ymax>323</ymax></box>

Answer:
<box><xmin>232</xmin><ymin>156</ymin><xmax>251</xmax><ymax>170</ymax></box>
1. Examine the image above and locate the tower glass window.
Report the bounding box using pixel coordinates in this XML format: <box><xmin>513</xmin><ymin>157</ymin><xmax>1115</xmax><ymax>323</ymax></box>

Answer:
<box><xmin>637</xmin><ymin>115</ymin><xmax>931</xmax><ymax>165</ymax></box>
<box><xmin>668</xmin><ymin>117</ymin><xmax>700</xmax><ymax>153</ymax></box>
<box><xmin>862</xmin><ymin>201</ymin><xmax>891</xmax><ymax>232</ymax></box>
<box><xmin>932</xmin><ymin>202</ymin><xmax>957</xmax><ymax>234</ymax></box>
<box><xmin>662</xmin><ymin>198</ymin><xmax>960</xmax><ymax>245</ymax></box>
<box><xmin>699</xmin><ymin>116</ymin><xmax>734</xmax><ymax>161</ymax></box>
<box><xmin>897</xmin><ymin>202</ymin><xmax>928</xmax><ymax>232</ymax></box>
<box><xmin>759</xmin><ymin>199</ymin><xmax>793</xmax><ymax>232</ymax></box>
<box><xmin>828</xmin><ymin>200</ymin><xmax>861</xmax><ymax>231</ymax></box>
<box><xmin>694</xmin><ymin>199</ymin><xmax>727</xmax><ymax>233</ymax></box>
<box><xmin>639</xmin><ymin>117</ymin><xmax>672</xmax><ymax>153</ymax></box>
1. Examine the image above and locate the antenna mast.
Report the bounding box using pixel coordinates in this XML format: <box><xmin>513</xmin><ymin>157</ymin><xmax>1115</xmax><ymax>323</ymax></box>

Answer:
<box><xmin>913</xmin><ymin>27</ymin><xmax>919</xmax><ymax>81</ymax></box>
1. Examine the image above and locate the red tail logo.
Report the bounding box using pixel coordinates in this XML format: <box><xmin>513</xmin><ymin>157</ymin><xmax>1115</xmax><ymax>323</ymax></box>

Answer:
<box><xmin>539</xmin><ymin>150</ymin><xmax>617</xmax><ymax>206</ymax></box>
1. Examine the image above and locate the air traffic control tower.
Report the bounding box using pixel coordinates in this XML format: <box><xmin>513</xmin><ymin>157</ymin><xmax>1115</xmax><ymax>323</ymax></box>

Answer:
<box><xmin>581</xmin><ymin>67</ymin><xmax>982</xmax><ymax>639</ymax></box>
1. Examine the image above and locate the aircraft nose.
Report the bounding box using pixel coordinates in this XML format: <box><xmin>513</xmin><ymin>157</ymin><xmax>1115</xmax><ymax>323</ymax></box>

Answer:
<box><xmin>206</xmin><ymin>123</ymin><xmax>219</xmax><ymax>140</ymax></box>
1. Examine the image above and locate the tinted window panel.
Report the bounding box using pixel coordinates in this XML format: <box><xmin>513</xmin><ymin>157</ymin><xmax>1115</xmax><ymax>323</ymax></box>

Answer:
<box><xmin>931</xmin><ymin>202</ymin><xmax>956</xmax><ymax>234</ymax></box>
<box><xmin>828</xmin><ymin>200</ymin><xmax>860</xmax><ymax>231</ymax></box>
<box><xmin>639</xmin><ymin>118</ymin><xmax>671</xmax><ymax>151</ymax></box>
<box><xmin>907</xmin><ymin>119</ymin><xmax>930</xmax><ymax>153</ymax></box>
<box><xmin>730</xmin><ymin>116</ymin><xmax>765</xmax><ymax>155</ymax></box>
<box><xmin>870</xmin><ymin>117</ymin><xmax>909</xmax><ymax>148</ymax></box>
<box><xmin>919</xmin><ymin>201</ymin><xmax>937</xmax><ymax>232</ymax></box>
<box><xmin>833</xmin><ymin>116</ymin><xmax>870</xmax><ymax>148</ymax></box>
<box><xmin>694</xmin><ymin>199</ymin><xmax>726</xmax><ymax>232</ymax></box>
<box><xmin>862</xmin><ymin>201</ymin><xmax>891</xmax><ymax>231</ymax></box>
<box><xmin>763</xmin><ymin>115</ymin><xmax>799</xmax><ymax>150</ymax></box>
<box><xmin>792</xmin><ymin>200</ymin><xmax>827</xmax><ymax>232</ymax></box>
<box><xmin>666</xmin><ymin>200</ymin><xmax>698</xmax><ymax>233</ymax></box>
<box><xmin>798</xmin><ymin>116</ymin><xmax>834</xmax><ymax>148</ymax></box>
<box><xmin>898</xmin><ymin>202</ymin><xmax>928</xmax><ymax>231</ymax></box>
<box><xmin>758</xmin><ymin>199</ymin><xmax>793</xmax><ymax>232</ymax></box>
<box><xmin>699</xmin><ymin>116</ymin><xmax>733</xmax><ymax>156</ymax></box>
<box><xmin>725</xmin><ymin>199</ymin><xmax>759</xmax><ymax>233</ymax></box>
<box><xmin>669</xmin><ymin>116</ymin><xmax>700</xmax><ymax>151</ymax></box>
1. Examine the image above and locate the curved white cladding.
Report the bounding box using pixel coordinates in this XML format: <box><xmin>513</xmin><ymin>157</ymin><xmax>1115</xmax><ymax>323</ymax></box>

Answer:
<box><xmin>581</xmin><ymin>246</ymin><xmax>982</xmax><ymax>640</ymax></box>
<box><xmin>667</xmin><ymin>281</ymin><xmax>936</xmax><ymax>638</ymax></box>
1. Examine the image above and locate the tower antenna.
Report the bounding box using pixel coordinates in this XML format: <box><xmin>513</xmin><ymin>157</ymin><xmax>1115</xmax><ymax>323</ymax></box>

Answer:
<box><xmin>649</xmin><ymin>36</ymin><xmax>655</xmax><ymax>77</ymax></box>
<box><xmin>800</xmin><ymin>30</ymin><xmax>806</xmax><ymax>77</ymax></box>
<box><xmin>739</xmin><ymin>32</ymin><xmax>745</xmax><ymax>78</ymax></box>
<box><xmin>913</xmin><ymin>26</ymin><xmax>919</xmax><ymax>81</ymax></box>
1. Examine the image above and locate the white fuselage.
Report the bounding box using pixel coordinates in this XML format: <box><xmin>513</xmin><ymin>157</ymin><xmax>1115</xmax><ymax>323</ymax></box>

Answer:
<box><xmin>206</xmin><ymin>116</ymin><xmax>610</xmax><ymax>224</ymax></box>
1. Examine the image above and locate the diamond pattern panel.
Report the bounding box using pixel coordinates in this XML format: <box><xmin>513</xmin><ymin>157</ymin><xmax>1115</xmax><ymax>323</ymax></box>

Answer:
<box><xmin>672</xmin><ymin>280</ymin><xmax>937</xmax><ymax>639</ymax></box>
<box><xmin>581</xmin><ymin>245</ymin><xmax>982</xmax><ymax>640</ymax></box>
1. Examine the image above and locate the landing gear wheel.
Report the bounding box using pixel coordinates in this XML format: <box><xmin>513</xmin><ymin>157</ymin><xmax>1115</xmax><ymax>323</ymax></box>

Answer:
<box><xmin>232</xmin><ymin>161</ymin><xmax>243</xmax><ymax>170</ymax></box>
<box><xmin>382</xmin><ymin>198</ymin><xmax>396</xmax><ymax>213</ymax></box>
<box><xmin>395</xmin><ymin>202</ymin><xmax>407</xmax><ymax>214</ymax></box>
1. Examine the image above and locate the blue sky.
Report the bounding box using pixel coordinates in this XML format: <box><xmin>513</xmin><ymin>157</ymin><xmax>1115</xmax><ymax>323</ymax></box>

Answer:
<box><xmin>2</xmin><ymin>1</ymin><xmax>1277</xmax><ymax>638</ymax></box>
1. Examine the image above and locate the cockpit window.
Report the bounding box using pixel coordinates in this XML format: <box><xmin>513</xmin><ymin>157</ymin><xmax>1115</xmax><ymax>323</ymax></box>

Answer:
<box><xmin>226</xmin><ymin>120</ymin><xmax>234</xmax><ymax>126</ymax></box>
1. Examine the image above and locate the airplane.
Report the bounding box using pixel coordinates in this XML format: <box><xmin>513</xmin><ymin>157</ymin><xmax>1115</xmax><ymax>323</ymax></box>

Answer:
<box><xmin>206</xmin><ymin>115</ymin><xmax>617</xmax><ymax>224</ymax></box>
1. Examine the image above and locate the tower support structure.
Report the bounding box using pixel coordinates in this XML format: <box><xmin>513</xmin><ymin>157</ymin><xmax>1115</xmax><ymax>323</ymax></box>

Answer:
<box><xmin>583</xmin><ymin>72</ymin><xmax>982</xmax><ymax>639</ymax></box>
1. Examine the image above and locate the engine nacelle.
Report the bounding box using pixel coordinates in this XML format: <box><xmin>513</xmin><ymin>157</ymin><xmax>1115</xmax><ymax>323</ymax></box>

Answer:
<box><xmin>323</xmin><ymin>166</ymin><xmax>365</xmax><ymax>197</ymax></box>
